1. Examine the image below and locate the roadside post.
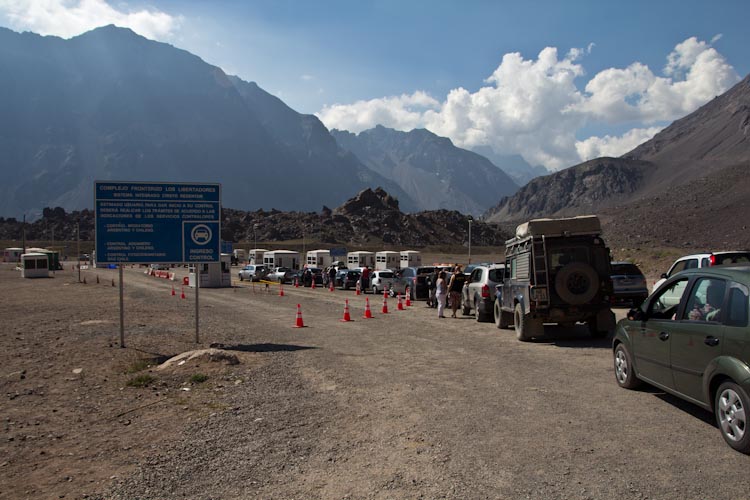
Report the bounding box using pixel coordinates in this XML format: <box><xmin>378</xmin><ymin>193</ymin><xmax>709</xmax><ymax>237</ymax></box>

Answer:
<box><xmin>95</xmin><ymin>181</ymin><xmax>221</xmax><ymax>347</ymax></box>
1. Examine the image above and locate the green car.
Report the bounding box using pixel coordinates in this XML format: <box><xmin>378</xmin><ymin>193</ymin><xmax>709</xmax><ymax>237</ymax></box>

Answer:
<box><xmin>612</xmin><ymin>266</ymin><xmax>750</xmax><ymax>453</ymax></box>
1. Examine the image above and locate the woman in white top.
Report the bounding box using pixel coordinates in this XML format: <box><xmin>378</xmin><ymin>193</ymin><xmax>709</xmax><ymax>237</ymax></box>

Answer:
<box><xmin>436</xmin><ymin>271</ymin><xmax>447</xmax><ymax>318</ymax></box>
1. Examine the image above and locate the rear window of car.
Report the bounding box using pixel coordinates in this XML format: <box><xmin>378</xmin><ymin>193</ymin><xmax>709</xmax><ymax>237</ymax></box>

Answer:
<box><xmin>488</xmin><ymin>269</ymin><xmax>504</xmax><ymax>282</ymax></box>
<box><xmin>611</xmin><ymin>263</ymin><xmax>643</xmax><ymax>276</ymax></box>
<box><xmin>378</xmin><ymin>271</ymin><xmax>395</xmax><ymax>278</ymax></box>
<box><xmin>715</xmin><ymin>253</ymin><xmax>750</xmax><ymax>265</ymax></box>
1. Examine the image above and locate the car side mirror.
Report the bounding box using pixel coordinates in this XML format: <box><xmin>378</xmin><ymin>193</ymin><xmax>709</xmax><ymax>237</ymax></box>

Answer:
<box><xmin>627</xmin><ymin>308</ymin><xmax>645</xmax><ymax>321</ymax></box>
<box><xmin>660</xmin><ymin>273</ymin><xmax>668</xmax><ymax>279</ymax></box>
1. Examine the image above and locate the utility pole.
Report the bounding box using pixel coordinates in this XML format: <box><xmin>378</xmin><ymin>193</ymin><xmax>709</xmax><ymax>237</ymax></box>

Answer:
<box><xmin>77</xmin><ymin>222</ymin><xmax>81</xmax><ymax>283</ymax></box>
<box><xmin>468</xmin><ymin>218</ymin><xmax>473</xmax><ymax>265</ymax></box>
<box><xmin>21</xmin><ymin>214</ymin><xmax>26</xmax><ymax>255</ymax></box>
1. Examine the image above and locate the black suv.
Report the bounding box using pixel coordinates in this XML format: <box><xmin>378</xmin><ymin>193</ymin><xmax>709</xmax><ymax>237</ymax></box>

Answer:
<box><xmin>496</xmin><ymin>215</ymin><xmax>616</xmax><ymax>341</ymax></box>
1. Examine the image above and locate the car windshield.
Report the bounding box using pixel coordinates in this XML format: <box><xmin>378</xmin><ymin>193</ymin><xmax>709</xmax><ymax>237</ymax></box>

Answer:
<box><xmin>611</xmin><ymin>263</ymin><xmax>643</xmax><ymax>275</ymax></box>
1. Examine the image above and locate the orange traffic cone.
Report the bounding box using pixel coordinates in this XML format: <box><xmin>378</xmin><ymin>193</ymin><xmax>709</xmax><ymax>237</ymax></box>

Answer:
<box><xmin>279</xmin><ymin>283</ymin><xmax>285</xmax><ymax>297</ymax></box>
<box><xmin>397</xmin><ymin>293</ymin><xmax>404</xmax><ymax>310</ymax></box>
<box><xmin>405</xmin><ymin>287</ymin><xmax>412</xmax><ymax>306</ymax></box>
<box><xmin>382</xmin><ymin>293</ymin><xmax>389</xmax><ymax>314</ymax></box>
<box><xmin>311</xmin><ymin>278</ymin><xmax>316</xmax><ymax>289</ymax></box>
<box><xmin>340</xmin><ymin>299</ymin><xmax>352</xmax><ymax>322</ymax></box>
<box><xmin>355</xmin><ymin>281</ymin><xmax>361</xmax><ymax>295</ymax></box>
<box><xmin>171</xmin><ymin>285</ymin><xmax>176</xmax><ymax>296</ymax></box>
<box><xmin>363</xmin><ymin>297</ymin><xmax>373</xmax><ymax>319</ymax></box>
<box><xmin>295</xmin><ymin>277</ymin><xmax>299</xmax><ymax>288</ymax></box>
<box><xmin>329</xmin><ymin>280</ymin><xmax>334</xmax><ymax>292</ymax></box>
<box><xmin>181</xmin><ymin>286</ymin><xmax>186</xmax><ymax>299</ymax></box>
<box><xmin>293</xmin><ymin>303</ymin><xmax>306</xmax><ymax>328</ymax></box>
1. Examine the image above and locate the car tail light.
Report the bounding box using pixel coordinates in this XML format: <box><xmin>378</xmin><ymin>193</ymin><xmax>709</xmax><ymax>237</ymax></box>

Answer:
<box><xmin>709</xmin><ymin>254</ymin><xmax>716</xmax><ymax>266</ymax></box>
<box><xmin>481</xmin><ymin>284</ymin><xmax>490</xmax><ymax>298</ymax></box>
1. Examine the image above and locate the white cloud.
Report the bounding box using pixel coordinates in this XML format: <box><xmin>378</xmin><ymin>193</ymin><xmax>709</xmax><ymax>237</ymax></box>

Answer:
<box><xmin>318</xmin><ymin>37</ymin><xmax>739</xmax><ymax>171</ymax></box>
<box><xmin>0</xmin><ymin>0</ymin><xmax>181</xmax><ymax>40</ymax></box>
<box><xmin>575</xmin><ymin>127</ymin><xmax>663</xmax><ymax>161</ymax></box>
<box><xmin>580</xmin><ymin>36</ymin><xmax>739</xmax><ymax>123</ymax></box>
<box><xmin>319</xmin><ymin>91</ymin><xmax>440</xmax><ymax>134</ymax></box>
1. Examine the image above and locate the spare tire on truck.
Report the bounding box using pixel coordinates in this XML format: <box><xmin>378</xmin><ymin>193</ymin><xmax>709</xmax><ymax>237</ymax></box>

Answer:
<box><xmin>554</xmin><ymin>262</ymin><xmax>599</xmax><ymax>305</ymax></box>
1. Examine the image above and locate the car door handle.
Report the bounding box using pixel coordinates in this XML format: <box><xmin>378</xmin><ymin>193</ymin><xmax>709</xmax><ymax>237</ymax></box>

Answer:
<box><xmin>704</xmin><ymin>336</ymin><xmax>720</xmax><ymax>347</ymax></box>
<box><xmin>659</xmin><ymin>332</ymin><xmax>670</xmax><ymax>341</ymax></box>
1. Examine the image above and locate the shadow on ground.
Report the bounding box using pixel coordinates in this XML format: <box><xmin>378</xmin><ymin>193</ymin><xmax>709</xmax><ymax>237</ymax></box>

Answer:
<box><xmin>210</xmin><ymin>342</ymin><xmax>316</xmax><ymax>353</ymax></box>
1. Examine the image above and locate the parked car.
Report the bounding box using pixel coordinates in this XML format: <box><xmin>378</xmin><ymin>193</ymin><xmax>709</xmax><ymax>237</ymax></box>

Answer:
<box><xmin>149</xmin><ymin>263</ymin><xmax>170</xmax><ymax>270</ymax></box>
<box><xmin>610</xmin><ymin>262</ymin><xmax>648</xmax><ymax>307</ymax></box>
<box><xmin>462</xmin><ymin>264</ymin><xmax>505</xmax><ymax>322</ymax></box>
<box><xmin>497</xmin><ymin>216</ymin><xmax>615</xmax><ymax>341</ymax></box>
<box><xmin>392</xmin><ymin>266</ymin><xmax>436</xmax><ymax>300</ymax></box>
<box><xmin>653</xmin><ymin>251</ymin><xmax>750</xmax><ymax>291</ymax></box>
<box><xmin>267</xmin><ymin>267</ymin><xmax>293</xmax><ymax>283</ymax></box>
<box><xmin>238</xmin><ymin>264</ymin><xmax>268</xmax><ymax>282</ymax></box>
<box><xmin>301</xmin><ymin>267</ymin><xmax>324</xmax><ymax>287</ymax></box>
<box><xmin>613</xmin><ymin>265</ymin><xmax>750</xmax><ymax>453</ymax></box>
<box><xmin>336</xmin><ymin>269</ymin><xmax>361</xmax><ymax>290</ymax></box>
<box><xmin>371</xmin><ymin>270</ymin><xmax>397</xmax><ymax>295</ymax></box>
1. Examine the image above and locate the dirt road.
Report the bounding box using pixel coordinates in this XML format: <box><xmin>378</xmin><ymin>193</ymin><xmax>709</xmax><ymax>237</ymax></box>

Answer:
<box><xmin>1</xmin><ymin>263</ymin><xmax>747</xmax><ymax>499</ymax></box>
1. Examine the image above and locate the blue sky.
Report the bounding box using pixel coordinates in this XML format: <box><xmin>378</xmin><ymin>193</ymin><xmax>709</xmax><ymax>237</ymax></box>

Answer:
<box><xmin>1</xmin><ymin>0</ymin><xmax>748</xmax><ymax>170</ymax></box>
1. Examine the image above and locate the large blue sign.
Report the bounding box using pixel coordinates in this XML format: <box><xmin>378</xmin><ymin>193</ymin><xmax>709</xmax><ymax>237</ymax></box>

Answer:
<box><xmin>95</xmin><ymin>181</ymin><xmax>221</xmax><ymax>264</ymax></box>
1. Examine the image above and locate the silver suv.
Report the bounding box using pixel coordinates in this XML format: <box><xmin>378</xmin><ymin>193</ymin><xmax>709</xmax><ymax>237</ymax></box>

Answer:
<box><xmin>461</xmin><ymin>264</ymin><xmax>504</xmax><ymax>322</ymax></box>
<box><xmin>371</xmin><ymin>270</ymin><xmax>397</xmax><ymax>295</ymax></box>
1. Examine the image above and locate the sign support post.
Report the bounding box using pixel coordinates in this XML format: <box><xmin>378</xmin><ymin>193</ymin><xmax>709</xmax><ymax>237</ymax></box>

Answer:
<box><xmin>119</xmin><ymin>265</ymin><xmax>125</xmax><ymax>348</ymax></box>
<box><xmin>195</xmin><ymin>272</ymin><xmax>200</xmax><ymax>343</ymax></box>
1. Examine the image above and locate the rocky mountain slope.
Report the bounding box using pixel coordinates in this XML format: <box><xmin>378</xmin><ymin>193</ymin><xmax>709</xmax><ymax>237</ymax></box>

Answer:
<box><xmin>0</xmin><ymin>188</ymin><xmax>511</xmax><ymax>249</ymax></box>
<box><xmin>0</xmin><ymin>25</ymin><xmax>416</xmax><ymax>218</ymax></box>
<box><xmin>486</xmin><ymin>74</ymin><xmax>750</xmax><ymax>227</ymax></box>
<box><xmin>332</xmin><ymin>126</ymin><xmax>518</xmax><ymax>216</ymax></box>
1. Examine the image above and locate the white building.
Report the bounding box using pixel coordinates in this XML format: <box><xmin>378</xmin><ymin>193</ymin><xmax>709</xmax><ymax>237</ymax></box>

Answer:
<box><xmin>306</xmin><ymin>249</ymin><xmax>332</xmax><ymax>269</ymax></box>
<box><xmin>263</xmin><ymin>250</ymin><xmax>300</xmax><ymax>269</ymax></box>
<box><xmin>3</xmin><ymin>247</ymin><xmax>23</xmax><ymax>263</ymax></box>
<box><xmin>247</xmin><ymin>249</ymin><xmax>269</xmax><ymax>265</ymax></box>
<box><xmin>400</xmin><ymin>250</ymin><xmax>422</xmax><ymax>269</ymax></box>
<box><xmin>347</xmin><ymin>251</ymin><xmax>375</xmax><ymax>269</ymax></box>
<box><xmin>375</xmin><ymin>251</ymin><xmax>400</xmax><ymax>270</ymax></box>
<box><xmin>189</xmin><ymin>253</ymin><xmax>231</xmax><ymax>288</ymax></box>
<box><xmin>21</xmin><ymin>253</ymin><xmax>50</xmax><ymax>278</ymax></box>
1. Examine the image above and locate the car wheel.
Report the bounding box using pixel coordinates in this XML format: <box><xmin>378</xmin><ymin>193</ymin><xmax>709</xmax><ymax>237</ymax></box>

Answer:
<box><xmin>613</xmin><ymin>343</ymin><xmax>641</xmax><ymax>389</ymax></box>
<box><xmin>514</xmin><ymin>303</ymin><xmax>542</xmax><ymax>341</ymax></box>
<box><xmin>495</xmin><ymin>301</ymin><xmax>511</xmax><ymax>329</ymax></box>
<box><xmin>474</xmin><ymin>299</ymin><xmax>487</xmax><ymax>322</ymax></box>
<box><xmin>462</xmin><ymin>298</ymin><xmax>471</xmax><ymax>316</ymax></box>
<box><xmin>715</xmin><ymin>381</ymin><xmax>750</xmax><ymax>454</ymax></box>
<box><xmin>239</xmin><ymin>274</ymin><xmax>244</xmax><ymax>281</ymax></box>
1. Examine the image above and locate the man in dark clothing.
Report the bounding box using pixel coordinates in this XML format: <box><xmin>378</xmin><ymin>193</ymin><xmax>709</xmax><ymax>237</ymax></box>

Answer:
<box><xmin>447</xmin><ymin>265</ymin><xmax>466</xmax><ymax>318</ymax></box>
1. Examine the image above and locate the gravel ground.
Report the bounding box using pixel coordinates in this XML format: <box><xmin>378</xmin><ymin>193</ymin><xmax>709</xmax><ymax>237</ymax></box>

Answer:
<box><xmin>2</xmin><ymin>261</ymin><xmax>749</xmax><ymax>500</ymax></box>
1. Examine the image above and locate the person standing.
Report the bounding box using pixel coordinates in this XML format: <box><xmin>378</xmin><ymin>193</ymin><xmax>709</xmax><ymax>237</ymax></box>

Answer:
<box><xmin>436</xmin><ymin>271</ymin><xmax>447</xmax><ymax>318</ymax></box>
<box><xmin>328</xmin><ymin>266</ymin><xmax>337</xmax><ymax>288</ymax></box>
<box><xmin>360</xmin><ymin>265</ymin><xmax>371</xmax><ymax>293</ymax></box>
<box><xmin>427</xmin><ymin>268</ymin><xmax>438</xmax><ymax>308</ymax></box>
<box><xmin>447</xmin><ymin>265</ymin><xmax>466</xmax><ymax>318</ymax></box>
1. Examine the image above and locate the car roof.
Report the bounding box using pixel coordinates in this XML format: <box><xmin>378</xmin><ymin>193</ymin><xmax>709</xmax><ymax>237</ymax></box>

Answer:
<box><xmin>670</xmin><ymin>265</ymin><xmax>750</xmax><ymax>281</ymax></box>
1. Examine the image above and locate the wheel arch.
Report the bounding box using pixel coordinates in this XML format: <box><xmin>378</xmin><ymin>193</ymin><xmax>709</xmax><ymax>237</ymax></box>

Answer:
<box><xmin>706</xmin><ymin>357</ymin><xmax>750</xmax><ymax>410</ymax></box>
